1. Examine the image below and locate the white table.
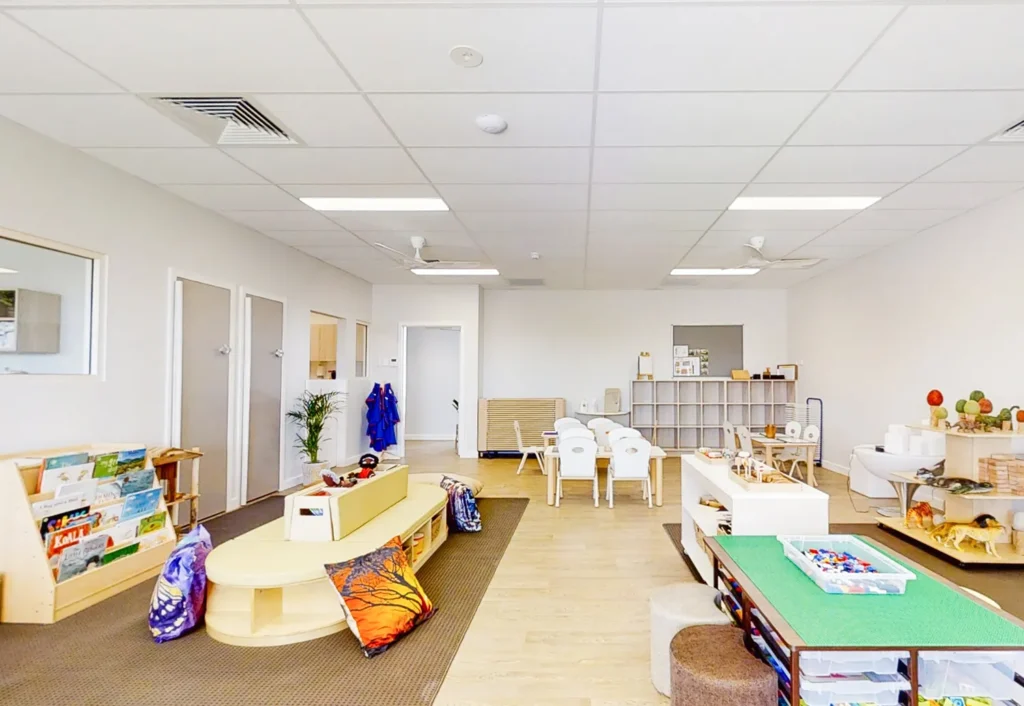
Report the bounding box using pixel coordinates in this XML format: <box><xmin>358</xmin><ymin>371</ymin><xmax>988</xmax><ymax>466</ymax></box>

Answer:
<box><xmin>544</xmin><ymin>444</ymin><xmax>667</xmax><ymax>506</ymax></box>
<box><xmin>751</xmin><ymin>434</ymin><xmax>819</xmax><ymax>486</ymax></box>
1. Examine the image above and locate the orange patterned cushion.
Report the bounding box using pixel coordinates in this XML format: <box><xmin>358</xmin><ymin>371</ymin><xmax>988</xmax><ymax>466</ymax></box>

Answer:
<box><xmin>324</xmin><ymin>536</ymin><xmax>434</xmax><ymax>657</ymax></box>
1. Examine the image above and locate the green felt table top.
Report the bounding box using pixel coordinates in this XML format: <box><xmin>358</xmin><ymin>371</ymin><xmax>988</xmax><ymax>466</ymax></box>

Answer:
<box><xmin>713</xmin><ymin>535</ymin><xmax>1024</xmax><ymax>648</ymax></box>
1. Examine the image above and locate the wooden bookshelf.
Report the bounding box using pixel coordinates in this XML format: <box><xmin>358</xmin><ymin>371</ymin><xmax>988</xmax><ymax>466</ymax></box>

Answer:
<box><xmin>0</xmin><ymin>444</ymin><xmax>176</xmax><ymax>624</ymax></box>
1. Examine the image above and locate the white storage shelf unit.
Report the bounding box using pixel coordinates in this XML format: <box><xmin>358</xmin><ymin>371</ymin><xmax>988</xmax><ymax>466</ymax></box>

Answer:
<box><xmin>632</xmin><ymin>378</ymin><xmax>797</xmax><ymax>451</ymax></box>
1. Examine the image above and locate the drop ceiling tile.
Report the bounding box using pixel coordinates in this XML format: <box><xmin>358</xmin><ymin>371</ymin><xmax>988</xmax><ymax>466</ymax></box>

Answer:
<box><xmin>790</xmin><ymin>92</ymin><xmax>1024</xmax><ymax>146</ymax></box>
<box><xmin>590</xmin><ymin>184</ymin><xmax>743</xmax><ymax>211</ymax></box>
<box><xmin>0</xmin><ymin>95</ymin><xmax>204</xmax><ymax>147</ymax></box>
<box><xmin>223</xmin><ymin>210</ymin><xmax>339</xmax><ymax>231</ymax></box>
<box><xmin>164</xmin><ymin>184</ymin><xmax>306</xmax><ymax>211</ymax></box>
<box><xmin>588</xmin><ymin>210</ymin><xmax>719</xmax><ymax>231</ymax></box>
<box><xmin>698</xmin><ymin>231</ymin><xmax>821</xmax><ymax>254</ymax></box>
<box><xmin>328</xmin><ymin>211</ymin><xmax>463</xmax><ymax>231</ymax></box>
<box><xmin>593</xmin><ymin>147</ymin><xmax>776</xmax><ymax>183</ymax></box>
<box><xmin>874</xmin><ymin>183</ymin><xmax>1024</xmax><ymax>210</ymax></box>
<box><xmin>307</xmin><ymin>7</ymin><xmax>597</xmax><ymax>91</ymax></box>
<box><xmin>359</xmin><ymin>231</ymin><xmax>476</xmax><ymax>251</ymax></box>
<box><xmin>740</xmin><ymin>183</ymin><xmax>902</xmax><ymax>199</ymax></box>
<box><xmin>812</xmin><ymin>230</ymin><xmax>916</xmax><ymax>247</ymax></box>
<box><xmin>410</xmin><ymin>148</ymin><xmax>590</xmax><ymax>184</ymax></box>
<box><xmin>585</xmin><ymin>267</ymin><xmax>664</xmax><ymax>289</ymax></box>
<box><xmin>599</xmin><ymin>5</ymin><xmax>898</xmax><ymax>91</ymax></box>
<box><xmin>840</xmin><ymin>5</ymin><xmax>1024</xmax><ymax>90</ymax></box>
<box><xmin>0</xmin><ymin>15</ymin><xmax>119</xmax><ymax>93</ymax></box>
<box><xmin>919</xmin><ymin>146</ymin><xmax>1024</xmax><ymax>183</ymax></box>
<box><xmin>253</xmin><ymin>94</ymin><xmax>395</xmax><ymax>147</ymax></box>
<box><xmin>587</xmin><ymin>230</ymin><xmax>703</xmax><ymax>250</ymax></box>
<box><xmin>711</xmin><ymin>209</ymin><xmax>854</xmax><ymax>231</ymax></box>
<box><xmin>787</xmin><ymin>243</ymin><xmax>878</xmax><ymax>260</ymax></box>
<box><xmin>2</xmin><ymin>1</ymin><xmax>289</xmax><ymax>4</ymax></box>
<box><xmin>11</xmin><ymin>8</ymin><xmax>352</xmax><ymax>92</ymax></box>
<box><xmin>832</xmin><ymin>209</ymin><xmax>963</xmax><ymax>231</ymax></box>
<box><xmin>224</xmin><ymin>148</ymin><xmax>425</xmax><ymax>184</ymax></box>
<box><xmin>370</xmin><ymin>94</ymin><xmax>594</xmax><ymax>147</ymax></box>
<box><xmin>437</xmin><ymin>185</ymin><xmax>588</xmax><ymax>211</ymax></box>
<box><xmin>596</xmin><ymin>93</ymin><xmax>822</xmax><ymax>146</ymax></box>
<box><xmin>279</xmin><ymin>184</ymin><xmax>439</xmax><ymax>199</ymax></box>
<box><xmin>676</xmin><ymin>245</ymin><xmax>751</xmax><ymax>268</ymax></box>
<box><xmin>262</xmin><ymin>230</ymin><xmax>359</xmax><ymax>247</ymax></box>
<box><xmin>83</xmin><ymin>147</ymin><xmax>266</xmax><ymax>184</ymax></box>
<box><xmin>473</xmin><ymin>231</ymin><xmax>585</xmax><ymax>259</ymax></box>
<box><xmin>755</xmin><ymin>146</ymin><xmax>963</xmax><ymax>183</ymax></box>
<box><xmin>459</xmin><ymin>211</ymin><xmax>587</xmax><ymax>233</ymax></box>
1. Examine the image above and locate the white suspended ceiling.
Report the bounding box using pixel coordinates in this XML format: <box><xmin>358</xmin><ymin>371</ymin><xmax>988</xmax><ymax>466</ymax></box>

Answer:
<box><xmin>1</xmin><ymin>1</ymin><xmax>1023</xmax><ymax>289</ymax></box>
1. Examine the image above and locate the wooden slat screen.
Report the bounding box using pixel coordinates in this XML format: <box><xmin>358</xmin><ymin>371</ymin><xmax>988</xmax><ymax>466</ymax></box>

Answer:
<box><xmin>477</xmin><ymin>398</ymin><xmax>565</xmax><ymax>452</ymax></box>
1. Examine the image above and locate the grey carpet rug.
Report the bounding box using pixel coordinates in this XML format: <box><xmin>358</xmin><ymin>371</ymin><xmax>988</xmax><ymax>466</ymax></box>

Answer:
<box><xmin>0</xmin><ymin>497</ymin><xmax>529</xmax><ymax>706</ymax></box>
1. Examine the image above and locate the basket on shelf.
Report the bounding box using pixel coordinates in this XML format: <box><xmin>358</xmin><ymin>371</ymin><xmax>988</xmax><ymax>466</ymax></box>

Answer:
<box><xmin>978</xmin><ymin>454</ymin><xmax>1024</xmax><ymax>495</ymax></box>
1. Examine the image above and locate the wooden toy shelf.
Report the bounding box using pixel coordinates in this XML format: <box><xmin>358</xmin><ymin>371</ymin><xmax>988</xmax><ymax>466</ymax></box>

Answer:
<box><xmin>0</xmin><ymin>444</ymin><xmax>176</xmax><ymax>624</ymax></box>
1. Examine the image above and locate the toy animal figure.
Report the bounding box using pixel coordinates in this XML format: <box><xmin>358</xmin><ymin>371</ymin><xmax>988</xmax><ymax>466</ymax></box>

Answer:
<box><xmin>947</xmin><ymin>521</ymin><xmax>1004</xmax><ymax>557</ymax></box>
<box><xmin>904</xmin><ymin>502</ymin><xmax>935</xmax><ymax>529</ymax></box>
<box><xmin>929</xmin><ymin>522</ymin><xmax>957</xmax><ymax>545</ymax></box>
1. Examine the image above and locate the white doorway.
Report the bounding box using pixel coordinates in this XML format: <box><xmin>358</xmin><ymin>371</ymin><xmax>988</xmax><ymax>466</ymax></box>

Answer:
<box><xmin>399</xmin><ymin>325</ymin><xmax>461</xmax><ymax>459</ymax></box>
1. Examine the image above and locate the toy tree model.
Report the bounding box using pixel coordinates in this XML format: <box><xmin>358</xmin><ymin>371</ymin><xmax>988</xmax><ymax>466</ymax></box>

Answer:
<box><xmin>927</xmin><ymin>389</ymin><xmax>944</xmax><ymax>427</ymax></box>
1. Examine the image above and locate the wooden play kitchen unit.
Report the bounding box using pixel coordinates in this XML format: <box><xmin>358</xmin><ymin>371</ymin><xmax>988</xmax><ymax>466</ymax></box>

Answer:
<box><xmin>707</xmin><ymin>535</ymin><xmax>1024</xmax><ymax>706</ymax></box>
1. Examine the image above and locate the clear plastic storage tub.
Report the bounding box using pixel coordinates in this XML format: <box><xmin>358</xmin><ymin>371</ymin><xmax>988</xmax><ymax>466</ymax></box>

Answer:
<box><xmin>918</xmin><ymin>651</ymin><xmax>1024</xmax><ymax>701</ymax></box>
<box><xmin>799</xmin><ymin>650</ymin><xmax>908</xmax><ymax>677</ymax></box>
<box><xmin>799</xmin><ymin>672</ymin><xmax>909</xmax><ymax>706</ymax></box>
<box><xmin>778</xmin><ymin>535</ymin><xmax>917</xmax><ymax>595</ymax></box>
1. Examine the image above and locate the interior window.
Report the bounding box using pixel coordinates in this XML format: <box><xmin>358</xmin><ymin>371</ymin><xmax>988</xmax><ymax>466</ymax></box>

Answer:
<box><xmin>355</xmin><ymin>321</ymin><xmax>368</xmax><ymax>378</ymax></box>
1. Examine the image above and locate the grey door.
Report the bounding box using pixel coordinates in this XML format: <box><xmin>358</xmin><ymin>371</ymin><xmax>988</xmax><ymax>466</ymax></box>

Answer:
<box><xmin>178</xmin><ymin>278</ymin><xmax>231</xmax><ymax>520</ymax></box>
<box><xmin>246</xmin><ymin>295</ymin><xmax>284</xmax><ymax>502</ymax></box>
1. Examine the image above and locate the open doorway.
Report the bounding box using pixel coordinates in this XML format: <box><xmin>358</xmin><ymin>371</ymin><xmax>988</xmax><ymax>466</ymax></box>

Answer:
<box><xmin>309</xmin><ymin>311</ymin><xmax>341</xmax><ymax>380</ymax></box>
<box><xmin>401</xmin><ymin>325</ymin><xmax>461</xmax><ymax>464</ymax></box>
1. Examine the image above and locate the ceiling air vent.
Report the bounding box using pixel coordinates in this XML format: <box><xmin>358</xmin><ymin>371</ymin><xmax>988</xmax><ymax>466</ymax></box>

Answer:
<box><xmin>152</xmin><ymin>96</ymin><xmax>296</xmax><ymax>146</ymax></box>
<box><xmin>507</xmin><ymin>278</ymin><xmax>545</xmax><ymax>287</ymax></box>
<box><xmin>991</xmin><ymin>119</ymin><xmax>1024</xmax><ymax>143</ymax></box>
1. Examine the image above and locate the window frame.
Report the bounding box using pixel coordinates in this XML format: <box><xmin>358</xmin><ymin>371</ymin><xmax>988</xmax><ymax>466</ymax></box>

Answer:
<box><xmin>354</xmin><ymin>320</ymin><xmax>369</xmax><ymax>379</ymax></box>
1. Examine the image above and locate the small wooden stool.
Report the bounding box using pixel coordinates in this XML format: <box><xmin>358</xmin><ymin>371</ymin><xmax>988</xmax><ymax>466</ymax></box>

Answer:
<box><xmin>670</xmin><ymin>624</ymin><xmax>775</xmax><ymax>706</ymax></box>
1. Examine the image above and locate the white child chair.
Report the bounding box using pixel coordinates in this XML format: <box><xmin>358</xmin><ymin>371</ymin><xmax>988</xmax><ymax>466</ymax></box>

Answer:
<box><xmin>608</xmin><ymin>427</ymin><xmax>642</xmax><ymax>447</ymax></box>
<box><xmin>722</xmin><ymin>421</ymin><xmax>738</xmax><ymax>453</ymax></box>
<box><xmin>556</xmin><ymin>436</ymin><xmax>599</xmax><ymax>508</ymax></box>
<box><xmin>607</xmin><ymin>437</ymin><xmax>653</xmax><ymax>508</ymax></box>
<box><xmin>736</xmin><ymin>425</ymin><xmax>754</xmax><ymax>455</ymax></box>
<box><xmin>554</xmin><ymin>417</ymin><xmax>583</xmax><ymax>432</ymax></box>
<box><xmin>559</xmin><ymin>426</ymin><xmax>595</xmax><ymax>442</ymax></box>
<box><xmin>784</xmin><ymin>421</ymin><xmax>802</xmax><ymax>439</ymax></box>
<box><xmin>590</xmin><ymin>418</ymin><xmax>618</xmax><ymax>448</ymax></box>
<box><xmin>513</xmin><ymin>420</ymin><xmax>545</xmax><ymax>476</ymax></box>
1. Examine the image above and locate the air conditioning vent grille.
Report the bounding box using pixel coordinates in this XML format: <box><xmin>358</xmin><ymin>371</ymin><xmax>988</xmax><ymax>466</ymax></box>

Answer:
<box><xmin>992</xmin><ymin>119</ymin><xmax>1024</xmax><ymax>143</ymax></box>
<box><xmin>507</xmin><ymin>278</ymin><xmax>545</xmax><ymax>287</ymax></box>
<box><xmin>154</xmin><ymin>96</ymin><xmax>295</xmax><ymax>145</ymax></box>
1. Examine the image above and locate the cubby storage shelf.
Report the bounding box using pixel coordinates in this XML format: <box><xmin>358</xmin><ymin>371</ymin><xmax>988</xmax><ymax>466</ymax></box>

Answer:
<box><xmin>632</xmin><ymin>378</ymin><xmax>798</xmax><ymax>451</ymax></box>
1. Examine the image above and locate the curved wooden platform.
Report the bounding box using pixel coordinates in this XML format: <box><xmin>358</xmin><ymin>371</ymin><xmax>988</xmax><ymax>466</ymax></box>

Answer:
<box><xmin>205</xmin><ymin>482</ymin><xmax>448</xmax><ymax>646</ymax></box>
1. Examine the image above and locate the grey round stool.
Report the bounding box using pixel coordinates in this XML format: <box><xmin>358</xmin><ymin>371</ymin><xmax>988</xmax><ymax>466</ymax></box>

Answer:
<box><xmin>669</xmin><ymin>624</ymin><xmax>776</xmax><ymax>706</ymax></box>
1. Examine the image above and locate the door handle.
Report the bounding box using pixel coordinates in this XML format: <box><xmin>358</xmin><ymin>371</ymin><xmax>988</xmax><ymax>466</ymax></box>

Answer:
<box><xmin>273</xmin><ymin>349</ymin><xmax>284</xmax><ymax>358</ymax></box>
<box><xmin>218</xmin><ymin>345</ymin><xmax>232</xmax><ymax>355</ymax></box>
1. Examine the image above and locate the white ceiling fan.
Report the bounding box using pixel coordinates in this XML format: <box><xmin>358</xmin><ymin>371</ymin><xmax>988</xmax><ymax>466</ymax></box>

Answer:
<box><xmin>373</xmin><ymin>235</ymin><xmax>481</xmax><ymax>270</ymax></box>
<box><xmin>741</xmin><ymin>236</ymin><xmax>821</xmax><ymax>270</ymax></box>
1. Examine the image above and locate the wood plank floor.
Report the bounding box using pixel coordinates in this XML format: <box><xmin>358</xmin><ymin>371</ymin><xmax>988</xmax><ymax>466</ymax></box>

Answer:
<box><xmin>403</xmin><ymin>442</ymin><xmax>886</xmax><ymax>706</ymax></box>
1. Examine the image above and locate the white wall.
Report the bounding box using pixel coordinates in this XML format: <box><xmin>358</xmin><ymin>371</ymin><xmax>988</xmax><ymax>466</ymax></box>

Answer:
<box><xmin>0</xmin><ymin>237</ymin><xmax>92</xmax><ymax>374</ymax></box>
<box><xmin>481</xmin><ymin>289</ymin><xmax>789</xmax><ymax>412</ymax></box>
<box><xmin>788</xmin><ymin>189</ymin><xmax>1024</xmax><ymax>472</ymax></box>
<box><xmin>370</xmin><ymin>284</ymin><xmax>480</xmax><ymax>457</ymax></box>
<box><xmin>405</xmin><ymin>327</ymin><xmax>460</xmax><ymax>440</ymax></box>
<box><xmin>0</xmin><ymin>117</ymin><xmax>372</xmax><ymax>501</ymax></box>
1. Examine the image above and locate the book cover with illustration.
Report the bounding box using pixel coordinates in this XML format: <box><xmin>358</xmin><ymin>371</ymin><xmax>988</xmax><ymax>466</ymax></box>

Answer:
<box><xmin>67</xmin><ymin>512</ymin><xmax>102</xmax><ymax>530</ymax></box>
<box><xmin>37</xmin><ymin>462</ymin><xmax>95</xmax><ymax>494</ymax></box>
<box><xmin>39</xmin><ymin>507</ymin><xmax>90</xmax><ymax>540</ymax></box>
<box><xmin>138</xmin><ymin>511</ymin><xmax>167</xmax><ymax>536</ymax></box>
<box><xmin>115</xmin><ymin>448</ymin><xmax>147</xmax><ymax>474</ymax></box>
<box><xmin>96</xmin><ymin>501</ymin><xmax>124</xmax><ymax>527</ymax></box>
<box><xmin>30</xmin><ymin>494</ymin><xmax>88</xmax><ymax>521</ymax></box>
<box><xmin>120</xmin><ymin>468</ymin><xmax>155</xmax><ymax>496</ymax></box>
<box><xmin>45</xmin><ymin>523</ymin><xmax>91</xmax><ymax>560</ymax></box>
<box><xmin>103</xmin><ymin>541</ymin><xmax>140</xmax><ymax>566</ymax></box>
<box><xmin>95</xmin><ymin>480</ymin><xmax>125</xmax><ymax>504</ymax></box>
<box><xmin>105</xmin><ymin>520</ymin><xmax>139</xmax><ymax>546</ymax></box>
<box><xmin>121</xmin><ymin>488</ymin><xmax>162</xmax><ymax>521</ymax></box>
<box><xmin>43</xmin><ymin>452</ymin><xmax>90</xmax><ymax>471</ymax></box>
<box><xmin>55</xmin><ymin>478</ymin><xmax>99</xmax><ymax>506</ymax></box>
<box><xmin>56</xmin><ymin>534</ymin><xmax>109</xmax><ymax>583</ymax></box>
<box><xmin>90</xmin><ymin>452</ymin><xmax>119</xmax><ymax>479</ymax></box>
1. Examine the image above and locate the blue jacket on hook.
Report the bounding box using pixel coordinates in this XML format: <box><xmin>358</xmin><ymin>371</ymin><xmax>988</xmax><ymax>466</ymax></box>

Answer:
<box><xmin>365</xmin><ymin>382</ymin><xmax>400</xmax><ymax>452</ymax></box>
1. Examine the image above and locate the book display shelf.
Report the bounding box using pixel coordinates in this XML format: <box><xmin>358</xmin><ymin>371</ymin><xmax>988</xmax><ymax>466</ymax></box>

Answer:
<box><xmin>0</xmin><ymin>444</ymin><xmax>176</xmax><ymax>624</ymax></box>
<box><xmin>632</xmin><ymin>378</ymin><xmax>797</xmax><ymax>451</ymax></box>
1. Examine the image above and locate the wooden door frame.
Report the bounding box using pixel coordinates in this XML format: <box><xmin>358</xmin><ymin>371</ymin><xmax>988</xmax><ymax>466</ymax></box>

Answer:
<box><xmin>238</xmin><ymin>287</ymin><xmax>288</xmax><ymax>506</ymax></box>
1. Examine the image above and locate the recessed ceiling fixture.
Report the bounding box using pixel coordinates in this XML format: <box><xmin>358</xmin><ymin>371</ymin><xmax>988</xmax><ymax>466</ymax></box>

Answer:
<box><xmin>301</xmin><ymin>197</ymin><xmax>449</xmax><ymax>212</ymax></box>
<box><xmin>449</xmin><ymin>45</ymin><xmax>483</xmax><ymax>68</ymax></box>
<box><xmin>411</xmin><ymin>268</ymin><xmax>500</xmax><ymax>276</ymax></box>
<box><xmin>475</xmin><ymin>114</ymin><xmax>508</xmax><ymax>134</ymax></box>
<box><xmin>670</xmin><ymin>268</ymin><xmax>760</xmax><ymax>276</ymax></box>
<box><xmin>728</xmin><ymin>196</ymin><xmax>880</xmax><ymax>211</ymax></box>
<box><xmin>0</xmin><ymin>267</ymin><xmax>17</xmax><ymax>274</ymax></box>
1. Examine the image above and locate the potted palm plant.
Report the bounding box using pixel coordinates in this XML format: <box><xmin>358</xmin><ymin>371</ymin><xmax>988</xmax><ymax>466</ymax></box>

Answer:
<box><xmin>286</xmin><ymin>390</ymin><xmax>345</xmax><ymax>485</ymax></box>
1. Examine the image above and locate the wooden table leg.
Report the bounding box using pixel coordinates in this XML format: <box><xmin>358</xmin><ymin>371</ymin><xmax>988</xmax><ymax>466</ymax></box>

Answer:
<box><xmin>806</xmin><ymin>445</ymin><xmax>817</xmax><ymax>487</ymax></box>
<box><xmin>654</xmin><ymin>457</ymin><xmax>664</xmax><ymax>507</ymax></box>
<box><xmin>764</xmin><ymin>445</ymin><xmax>774</xmax><ymax>469</ymax></box>
<box><xmin>546</xmin><ymin>453</ymin><xmax>556</xmax><ymax>506</ymax></box>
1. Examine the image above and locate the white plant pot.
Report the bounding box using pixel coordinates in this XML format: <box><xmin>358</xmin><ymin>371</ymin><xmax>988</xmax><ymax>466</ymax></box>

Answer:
<box><xmin>302</xmin><ymin>461</ymin><xmax>331</xmax><ymax>486</ymax></box>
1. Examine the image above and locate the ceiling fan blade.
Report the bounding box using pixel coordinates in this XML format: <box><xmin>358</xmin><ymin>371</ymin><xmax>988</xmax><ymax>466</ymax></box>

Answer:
<box><xmin>415</xmin><ymin>260</ymin><xmax>482</xmax><ymax>268</ymax></box>
<box><xmin>741</xmin><ymin>242</ymin><xmax>766</xmax><ymax>258</ymax></box>
<box><xmin>768</xmin><ymin>258</ymin><xmax>822</xmax><ymax>270</ymax></box>
<box><xmin>373</xmin><ymin>242</ymin><xmax>423</xmax><ymax>266</ymax></box>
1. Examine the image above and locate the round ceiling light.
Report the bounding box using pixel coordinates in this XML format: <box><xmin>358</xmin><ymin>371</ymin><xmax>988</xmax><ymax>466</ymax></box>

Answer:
<box><xmin>475</xmin><ymin>114</ymin><xmax>508</xmax><ymax>134</ymax></box>
<box><xmin>449</xmin><ymin>45</ymin><xmax>483</xmax><ymax>68</ymax></box>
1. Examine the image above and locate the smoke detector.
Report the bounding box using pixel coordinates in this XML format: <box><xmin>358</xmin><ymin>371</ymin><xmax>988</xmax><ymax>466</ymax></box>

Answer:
<box><xmin>476</xmin><ymin>114</ymin><xmax>508</xmax><ymax>135</ymax></box>
<box><xmin>449</xmin><ymin>46</ymin><xmax>483</xmax><ymax>68</ymax></box>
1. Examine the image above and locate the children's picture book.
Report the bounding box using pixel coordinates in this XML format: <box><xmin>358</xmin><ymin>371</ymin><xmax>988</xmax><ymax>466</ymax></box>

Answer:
<box><xmin>115</xmin><ymin>448</ymin><xmax>147</xmax><ymax>474</ymax></box>
<box><xmin>96</xmin><ymin>501</ymin><xmax>124</xmax><ymax>527</ymax></box>
<box><xmin>67</xmin><ymin>512</ymin><xmax>102</xmax><ymax>530</ymax></box>
<box><xmin>30</xmin><ymin>493</ymin><xmax>87</xmax><ymax>521</ymax></box>
<box><xmin>56</xmin><ymin>534</ymin><xmax>109</xmax><ymax>582</ymax></box>
<box><xmin>45</xmin><ymin>523</ymin><xmax>91</xmax><ymax>560</ymax></box>
<box><xmin>138</xmin><ymin>511</ymin><xmax>167</xmax><ymax>536</ymax></box>
<box><xmin>105</xmin><ymin>520</ymin><xmax>139</xmax><ymax>546</ymax></box>
<box><xmin>121</xmin><ymin>488</ymin><xmax>162</xmax><ymax>521</ymax></box>
<box><xmin>95</xmin><ymin>479</ymin><xmax>124</xmax><ymax>504</ymax></box>
<box><xmin>37</xmin><ymin>462</ymin><xmax>95</xmax><ymax>494</ymax></box>
<box><xmin>103</xmin><ymin>541</ymin><xmax>140</xmax><ymax>566</ymax></box>
<box><xmin>120</xmin><ymin>468</ymin><xmax>155</xmax><ymax>496</ymax></box>
<box><xmin>39</xmin><ymin>506</ymin><xmax>90</xmax><ymax>540</ymax></box>
<box><xmin>90</xmin><ymin>452</ymin><xmax>119</xmax><ymax>479</ymax></box>
<box><xmin>55</xmin><ymin>478</ymin><xmax>99</xmax><ymax>506</ymax></box>
<box><xmin>43</xmin><ymin>452</ymin><xmax>90</xmax><ymax>470</ymax></box>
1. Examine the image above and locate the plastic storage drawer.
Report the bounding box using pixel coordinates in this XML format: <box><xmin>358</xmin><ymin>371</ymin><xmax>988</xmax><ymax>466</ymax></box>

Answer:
<box><xmin>799</xmin><ymin>672</ymin><xmax>909</xmax><ymax>706</ymax></box>
<box><xmin>799</xmin><ymin>650</ymin><xmax>908</xmax><ymax>677</ymax></box>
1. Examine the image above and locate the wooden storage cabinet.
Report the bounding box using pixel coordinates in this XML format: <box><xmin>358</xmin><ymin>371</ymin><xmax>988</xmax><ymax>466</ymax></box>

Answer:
<box><xmin>478</xmin><ymin>398</ymin><xmax>566</xmax><ymax>454</ymax></box>
<box><xmin>0</xmin><ymin>288</ymin><xmax>61</xmax><ymax>354</ymax></box>
<box><xmin>309</xmin><ymin>323</ymin><xmax>337</xmax><ymax>363</ymax></box>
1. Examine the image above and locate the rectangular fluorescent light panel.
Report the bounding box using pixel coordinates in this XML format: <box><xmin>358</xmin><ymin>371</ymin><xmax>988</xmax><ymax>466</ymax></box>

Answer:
<box><xmin>671</xmin><ymin>268</ymin><xmax>760</xmax><ymax>276</ymax></box>
<box><xmin>729</xmin><ymin>196</ymin><xmax>880</xmax><ymax>211</ymax></box>
<box><xmin>0</xmin><ymin>268</ymin><xmax>16</xmax><ymax>274</ymax></box>
<box><xmin>300</xmin><ymin>197</ymin><xmax>448</xmax><ymax>212</ymax></box>
<box><xmin>411</xmin><ymin>268</ymin><xmax>500</xmax><ymax>276</ymax></box>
